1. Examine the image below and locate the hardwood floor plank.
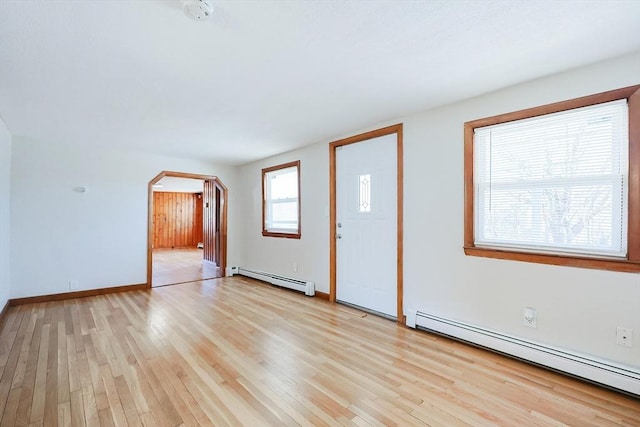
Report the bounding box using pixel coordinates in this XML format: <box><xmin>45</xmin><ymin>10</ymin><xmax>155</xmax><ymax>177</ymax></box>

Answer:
<box><xmin>43</xmin><ymin>305</ymin><xmax>60</xmax><ymax>427</ymax></box>
<box><xmin>117</xmin><ymin>335</ymin><xmax>178</xmax><ymax>427</ymax></box>
<box><xmin>69</xmin><ymin>302</ymin><xmax>85</xmax><ymax>354</ymax></box>
<box><xmin>97</xmin><ymin>407</ymin><xmax>115</xmax><ymax>427</ymax></box>
<box><xmin>0</xmin><ymin>306</ymin><xmax>31</xmax><ymax>415</ymax></box>
<box><xmin>138</xmin><ymin>411</ymin><xmax>160</xmax><ymax>427</ymax></box>
<box><xmin>77</xmin><ymin>336</ymin><xmax>100</xmax><ymax>426</ymax></box>
<box><xmin>29</xmin><ymin>322</ymin><xmax>50</xmax><ymax>425</ymax></box>
<box><xmin>63</xmin><ymin>302</ymin><xmax>74</xmax><ymax>337</ymax></box>
<box><xmin>250</xmin><ymin>361</ymin><xmax>335</xmax><ymax>427</ymax></box>
<box><xmin>15</xmin><ymin>314</ymin><xmax>44</xmax><ymax>427</ymax></box>
<box><xmin>112</xmin><ymin>376</ymin><xmax>141</xmax><ymax>427</ymax></box>
<box><xmin>1</xmin><ymin>385</ymin><xmax>22</xmax><ymax>426</ymax></box>
<box><xmin>0</xmin><ymin>307</ymin><xmax>22</xmax><ymax>369</ymax></box>
<box><xmin>58</xmin><ymin>400</ymin><xmax>72</xmax><ymax>427</ymax></box>
<box><xmin>99</xmin><ymin>364</ymin><xmax>128</xmax><ymax>427</ymax></box>
<box><xmin>133</xmin><ymin>358</ymin><xmax>184</xmax><ymax>426</ymax></box>
<box><xmin>57</xmin><ymin>320</ymin><xmax>70</xmax><ymax>406</ymax></box>
<box><xmin>83</xmin><ymin>333</ymin><xmax>109</xmax><ymax>412</ymax></box>
<box><xmin>161</xmin><ymin>345</ymin><xmax>238</xmax><ymax>425</ymax></box>
<box><xmin>0</xmin><ymin>276</ymin><xmax>637</xmax><ymax>426</ymax></box>
<box><xmin>69</xmin><ymin>389</ymin><xmax>86</xmax><ymax>427</ymax></box>
<box><xmin>10</xmin><ymin>309</ymin><xmax>38</xmax><ymax>392</ymax></box>
<box><xmin>369</xmin><ymin>397</ymin><xmax>434</xmax><ymax>427</ymax></box>
<box><xmin>65</xmin><ymin>334</ymin><xmax>80</xmax><ymax>395</ymax></box>
<box><xmin>232</xmin><ymin>375</ymin><xmax>300</xmax><ymax>426</ymax></box>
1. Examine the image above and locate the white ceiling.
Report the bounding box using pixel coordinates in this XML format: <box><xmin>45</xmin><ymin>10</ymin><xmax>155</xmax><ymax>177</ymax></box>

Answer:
<box><xmin>1</xmin><ymin>1</ymin><xmax>639</xmax><ymax>165</ymax></box>
<box><xmin>154</xmin><ymin>176</ymin><xmax>203</xmax><ymax>193</ymax></box>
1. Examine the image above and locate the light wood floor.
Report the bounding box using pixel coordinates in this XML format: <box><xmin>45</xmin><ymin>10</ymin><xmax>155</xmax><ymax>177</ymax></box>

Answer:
<box><xmin>152</xmin><ymin>248</ymin><xmax>221</xmax><ymax>287</ymax></box>
<box><xmin>0</xmin><ymin>277</ymin><xmax>638</xmax><ymax>426</ymax></box>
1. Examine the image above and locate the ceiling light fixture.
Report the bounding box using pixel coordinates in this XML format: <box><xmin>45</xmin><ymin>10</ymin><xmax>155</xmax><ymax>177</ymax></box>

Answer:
<box><xmin>184</xmin><ymin>0</ymin><xmax>213</xmax><ymax>21</ymax></box>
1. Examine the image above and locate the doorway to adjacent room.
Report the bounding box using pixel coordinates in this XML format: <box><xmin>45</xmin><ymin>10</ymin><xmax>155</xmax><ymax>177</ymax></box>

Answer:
<box><xmin>147</xmin><ymin>171</ymin><xmax>228</xmax><ymax>287</ymax></box>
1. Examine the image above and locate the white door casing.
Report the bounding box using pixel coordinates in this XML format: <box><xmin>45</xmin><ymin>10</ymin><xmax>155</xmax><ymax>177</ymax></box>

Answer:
<box><xmin>335</xmin><ymin>133</ymin><xmax>397</xmax><ymax>317</ymax></box>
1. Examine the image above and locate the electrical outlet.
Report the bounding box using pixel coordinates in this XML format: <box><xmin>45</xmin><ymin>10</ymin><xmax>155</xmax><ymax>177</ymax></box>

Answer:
<box><xmin>69</xmin><ymin>280</ymin><xmax>80</xmax><ymax>290</ymax></box>
<box><xmin>523</xmin><ymin>307</ymin><xmax>537</xmax><ymax>328</ymax></box>
<box><xmin>616</xmin><ymin>327</ymin><xmax>633</xmax><ymax>347</ymax></box>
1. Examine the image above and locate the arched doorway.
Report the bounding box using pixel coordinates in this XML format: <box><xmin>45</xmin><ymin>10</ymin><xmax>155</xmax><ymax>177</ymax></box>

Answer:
<box><xmin>147</xmin><ymin>171</ymin><xmax>228</xmax><ymax>287</ymax></box>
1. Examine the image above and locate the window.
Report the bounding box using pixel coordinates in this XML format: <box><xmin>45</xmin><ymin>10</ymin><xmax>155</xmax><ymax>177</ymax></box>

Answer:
<box><xmin>262</xmin><ymin>161</ymin><xmax>301</xmax><ymax>238</ymax></box>
<box><xmin>359</xmin><ymin>174</ymin><xmax>371</xmax><ymax>213</ymax></box>
<box><xmin>464</xmin><ymin>85</ymin><xmax>640</xmax><ymax>272</ymax></box>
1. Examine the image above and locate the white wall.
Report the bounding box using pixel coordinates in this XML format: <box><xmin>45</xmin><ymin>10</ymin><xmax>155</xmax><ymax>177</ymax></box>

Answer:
<box><xmin>238</xmin><ymin>52</ymin><xmax>640</xmax><ymax>369</ymax></box>
<box><xmin>237</xmin><ymin>142</ymin><xmax>329</xmax><ymax>286</ymax></box>
<box><xmin>0</xmin><ymin>117</ymin><xmax>11</xmax><ymax>310</ymax></box>
<box><xmin>10</xmin><ymin>138</ymin><xmax>240</xmax><ymax>298</ymax></box>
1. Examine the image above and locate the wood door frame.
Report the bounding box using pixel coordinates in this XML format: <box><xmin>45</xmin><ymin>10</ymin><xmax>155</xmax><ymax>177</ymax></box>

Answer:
<box><xmin>147</xmin><ymin>171</ymin><xmax>228</xmax><ymax>288</ymax></box>
<box><xmin>329</xmin><ymin>124</ymin><xmax>404</xmax><ymax>322</ymax></box>
<box><xmin>214</xmin><ymin>184</ymin><xmax>223</xmax><ymax>267</ymax></box>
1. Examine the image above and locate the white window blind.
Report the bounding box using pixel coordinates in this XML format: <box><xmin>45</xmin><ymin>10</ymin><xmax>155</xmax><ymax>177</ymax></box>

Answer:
<box><xmin>474</xmin><ymin>99</ymin><xmax>628</xmax><ymax>258</ymax></box>
<box><xmin>264</xmin><ymin>165</ymin><xmax>299</xmax><ymax>232</ymax></box>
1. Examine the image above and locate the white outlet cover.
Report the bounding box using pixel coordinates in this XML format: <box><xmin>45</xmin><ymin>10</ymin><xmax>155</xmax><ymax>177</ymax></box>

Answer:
<box><xmin>616</xmin><ymin>327</ymin><xmax>633</xmax><ymax>347</ymax></box>
<box><xmin>523</xmin><ymin>307</ymin><xmax>537</xmax><ymax>328</ymax></box>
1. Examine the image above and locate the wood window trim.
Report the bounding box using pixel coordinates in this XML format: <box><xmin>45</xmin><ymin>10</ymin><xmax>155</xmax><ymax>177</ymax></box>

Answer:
<box><xmin>262</xmin><ymin>160</ymin><xmax>301</xmax><ymax>239</ymax></box>
<box><xmin>329</xmin><ymin>124</ymin><xmax>404</xmax><ymax>323</ymax></box>
<box><xmin>464</xmin><ymin>85</ymin><xmax>640</xmax><ymax>273</ymax></box>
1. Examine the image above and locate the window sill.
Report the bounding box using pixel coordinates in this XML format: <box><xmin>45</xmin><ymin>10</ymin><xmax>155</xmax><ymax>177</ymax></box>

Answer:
<box><xmin>262</xmin><ymin>231</ymin><xmax>301</xmax><ymax>239</ymax></box>
<box><xmin>463</xmin><ymin>246</ymin><xmax>640</xmax><ymax>273</ymax></box>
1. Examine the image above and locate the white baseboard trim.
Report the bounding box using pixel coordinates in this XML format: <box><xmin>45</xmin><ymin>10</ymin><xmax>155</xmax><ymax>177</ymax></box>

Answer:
<box><xmin>406</xmin><ymin>309</ymin><xmax>640</xmax><ymax>396</ymax></box>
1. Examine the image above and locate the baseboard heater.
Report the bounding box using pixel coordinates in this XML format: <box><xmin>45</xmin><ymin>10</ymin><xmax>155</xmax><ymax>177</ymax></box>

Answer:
<box><xmin>230</xmin><ymin>267</ymin><xmax>315</xmax><ymax>296</ymax></box>
<box><xmin>406</xmin><ymin>309</ymin><xmax>640</xmax><ymax>396</ymax></box>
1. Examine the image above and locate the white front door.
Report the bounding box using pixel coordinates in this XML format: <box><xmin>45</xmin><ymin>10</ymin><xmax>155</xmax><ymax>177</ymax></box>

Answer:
<box><xmin>336</xmin><ymin>134</ymin><xmax>397</xmax><ymax>318</ymax></box>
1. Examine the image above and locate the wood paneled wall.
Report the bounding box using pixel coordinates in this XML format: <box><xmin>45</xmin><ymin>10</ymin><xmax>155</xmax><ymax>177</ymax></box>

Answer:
<box><xmin>153</xmin><ymin>192</ymin><xmax>203</xmax><ymax>249</ymax></box>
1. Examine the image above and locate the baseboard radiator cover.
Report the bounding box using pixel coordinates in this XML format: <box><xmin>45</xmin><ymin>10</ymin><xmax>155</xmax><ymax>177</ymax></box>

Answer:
<box><xmin>405</xmin><ymin>309</ymin><xmax>640</xmax><ymax>396</ymax></box>
<box><xmin>234</xmin><ymin>267</ymin><xmax>315</xmax><ymax>296</ymax></box>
